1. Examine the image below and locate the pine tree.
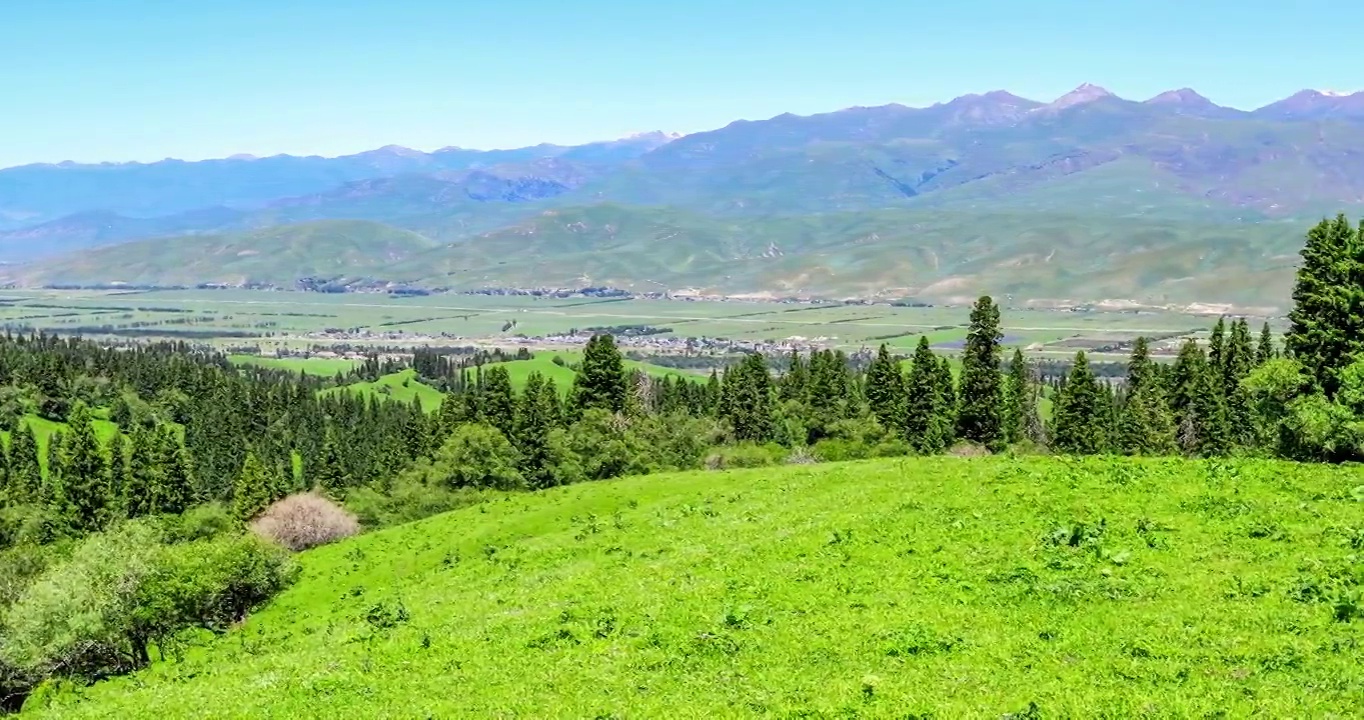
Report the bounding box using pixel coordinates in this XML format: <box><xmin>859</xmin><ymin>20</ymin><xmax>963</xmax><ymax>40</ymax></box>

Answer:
<box><xmin>43</xmin><ymin>431</ymin><xmax>64</xmax><ymax>508</ymax></box>
<box><xmin>865</xmin><ymin>344</ymin><xmax>906</xmax><ymax>430</ymax></box>
<box><xmin>1285</xmin><ymin>214</ymin><xmax>1364</xmax><ymax>396</ymax></box>
<box><xmin>932</xmin><ymin>356</ymin><xmax>958</xmax><ymax>450</ymax></box>
<box><xmin>1207</xmin><ymin>317</ymin><xmax>1227</xmax><ymax>385</ymax></box>
<box><xmin>57</xmin><ymin>402</ymin><xmax>112</xmax><ymax>532</ymax></box>
<box><xmin>124</xmin><ymin>425</ymin><xmax>161</xmax><ymax>518</ymax></box>
<box><xmin>109</xmin><ymin>434</ymin><xmax>132</xmax><ymax>521</ymax></box>
<box><xmin>806</xmin><ymin>350</ymin><xmax>852</xmax><ymax>438</ymax></box>
<box><xmin>779</xmin><ymin>349</ymin><xmax>808</xmax><ymax>402</ymax></box>
<box><xmin>722</xmin><ymin>353</ymin><xmax>775</xmax><ymax>443</ymax></box>
<box><xmin>1052</xmin><ymin>352</ymin><xmax>1107</xmax><ymax>455</ymax></box>
<box><xmin>904</xmin><ymin>337</ymin><xmax>940</xmax><ymax>452</ymax></box>
<box><xmin>956</xmin><ymin>296</ymin><xmax>1005</xmax><ymax>448</ymax></box>
<box><xmin>573</xmin><ymin>334</ymin><xmax>628</xmax><ymax>414</ymax></box>
<box><xmin>232</xmin><ymin>452</ymin><xmax>273</xmax><ymax>521</ymax></box>
<box><xmin>157</xmin><ymin>424</ymin><xmax>196</xmax><ymax>514</ymax></box>
<box><xmin>1126</xmin><ymin>336</ymin><xmax>1153</xmax><ymax>396</ymax></box>
<box><xmin>1169</xmin><ymin>340</ymin><xmax>1228</xmax><ymax>456</ymax></box>
<box><xmin>1223</xmin><ymin>318</ymin><xmax>1255</xmax><ymax>447</ymax></box>
<box><xmin>1002</xmin><ymin>348</ymin><xmax>1029</xmax><ymax>444</ymax></box>
<box><xmin>1256</xmin><ymin>322</ymin><xmax>1276</xmax><ymax>365</ymax></box>
<box><xmin>479</xmin><ymin>365</ymin><xmax>516</xmax><ymax>438</ymax></box>
<box><xmin>310</xmin><ymin>434</ymin><xmax>349</xmax><ymax>496</ymax></box>
<box><xmin>7</xmin><ymin>422</ymin><xmax>39</xmax><ymax>504</ymax></box>
<box><xmin>514</xmin><ymin>372</ymin><xmax>557</xmax><ymax>489</ymax></box>
<box><xmin>1116</xmin><ymin>382</ymin><xmax>1177</xmax><ymax>455</ymax></box>
<box><xmin>0</xmin><ymin>436</ymin><xmax>10</xmax><ymax>507</ymax></box>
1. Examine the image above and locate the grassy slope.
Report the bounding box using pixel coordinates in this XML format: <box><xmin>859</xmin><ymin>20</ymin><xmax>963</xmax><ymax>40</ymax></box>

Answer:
<box><xmin>229</xmin><ymin>355</ymin><xmax>360</xmax><ymax>377</ymax></box>
<box><xmin>40</xmin><ymin>456</ymin><xmax>1364</xmax><ymax>717</ymax></box>
<box><xmin>325</xmin><ymin>369</ymin><xmax>446</xmax><ymax>411</ymax></box>
<box><xmin>468</xmin><ymin>354</ymin><xmax>702</xmax><ymax>393</ymax></box>
<box><xmin>16</xmin><ymin>220</ymin><xmax>437</xmax><ymax>287</ymax></box>
<box><xmin>13</xmin><ymin>204</ymin><xmax>1307</xmax><ymax>308</ymax></box>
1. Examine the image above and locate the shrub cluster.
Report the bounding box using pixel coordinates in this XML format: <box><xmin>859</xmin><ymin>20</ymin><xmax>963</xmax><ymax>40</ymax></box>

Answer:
<box><xmin>0</xmin><ymin>521</ymin><xmax>296</xmax><ymax>712</ymax></box>
<box><xmin>250</xmin><ymin>493</ymin><xmax>362</xmax><ymax>552</ymax></box>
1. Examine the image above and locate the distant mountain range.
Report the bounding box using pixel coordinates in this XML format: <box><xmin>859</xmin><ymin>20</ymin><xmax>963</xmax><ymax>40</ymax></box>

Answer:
<box><xmin>3</xmin><ymin>86</ymin><xmax>1363</xmax><ymax>309</ymax></box>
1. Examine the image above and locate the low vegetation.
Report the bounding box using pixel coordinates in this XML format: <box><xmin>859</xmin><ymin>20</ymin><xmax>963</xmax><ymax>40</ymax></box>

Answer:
<box><xmin>19</xmin><ymin>456</ymin><xmax>1364</xmax><ymax>717</ymax></box>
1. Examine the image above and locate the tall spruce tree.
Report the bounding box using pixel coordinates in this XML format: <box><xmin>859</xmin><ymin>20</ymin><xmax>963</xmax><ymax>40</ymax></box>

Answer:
<box><xmin>57</xmin><ymin>402</ymin><xmax>112</xmax><ymax>532</ymax></box>
<box><xmin>1256</xmin><ymin>322</ymin><xmax>1276</xmax><ymax>365</ymax></box>
<box><xmin>722</xmin><ymin>353</ymin><xmax>776</xmax><ymax>443</ymax></box>
<box><xmin>1223</xmin><ymin>318</ymin><xmax>1255</xmax><ymax>447</ymax></box>
<box><xmin>7</xmin><ymin>421</ymin><xmax>40</xmax><ymax>504</ymax></box>
<box><xmin>514</xmin><ymin>372</ymin><xmax>558</xmax><ymax>489</ymax></box>
<box><xmin>932</xmin><ymin>356</ymin><xmax>958</xmax><ymax>451</ymax></box>
<box><xmin>1052</xmin><ymin>352</ymin><xmax>1107</xmax><ymax>455</ymax></box>
<box><xmin>956</xmin><ymin>296</ymin><xmax>1005</xmax><ymax>448</ymax></box>
<box><xmin>1285</xmin><ymin>214</ymin><xmax>1364</xmax><ymax>396</ymax></box>
<box><xmin>573</xmin><ymin>334</ymin><xmax>628</xmax><ymax>414</ymax></box>
<box><xmin>124</xmin><ymin>425</ymin><xmax>161</xmax><ymax>518</ymax></box>
<box><xmin>1117</xmin><ymin>382</ymin><xmax>1177</xmax><ymax>456</ymax></box>
<box><xmin>232</xmin><ymin>452</ymin><xmax>274</xmax><ymax>521</ymax></box>
<box><xmin>157</xmin><ymin>424</ymin><xmax>196</xmax><ymax>514</ymax></box>
<box><xmin>1208</xmin><ymin>317</ymin><xmax>1227</xmax><ymax>384</ymax></box>
<box><xmin>110</xmin><ymin>434</ymin><xmax>132</xmax><ymax>521</ymax></box>
<box><xmin>904</xmin><ymin>337</ymin><xmax>940</xmax><ymax>452</ymax></box>
<box><xmin>311</xmin><ymin>434</ymin><xmax>350</xmax><ymax>496</ymax></box>
<box><xmin>1002</xmin><ymin>348</ymin><xmax>1028</xmax><ymax>444</ymax></box>
<box><xmin>480</xmin><ymin>366</ymin><xmax>517</xmax><ymax>438</ymax></box>
<box><xmin>1126</xmin><ymin>336</ymin><xmax>1154</xmax><ymax>396</ymax></box>
<box><xmin>865</xmin><ymin>344</ymin><xmax>905</xmax><ymax>430</ymax></box>
<box><xmin>779</xmin><ymin>349</ymin><xmax>808</xmax><ymax>402</ymax></box>
<box><xmin>1169</xmin><ymin>340</ymin><xmax>1228</xmax><ymax>456</ymax></box>
<box><xmin>0</xmin><ymin>434</ymin><xmax>9</xmax><ymax>504</ymax></box>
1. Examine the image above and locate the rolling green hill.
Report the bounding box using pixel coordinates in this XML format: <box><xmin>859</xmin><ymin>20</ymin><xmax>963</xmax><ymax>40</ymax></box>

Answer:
<box><xmin>400</xmin><ymin>204</ymin><xmax>1305</xmax><ymax>308</ymax></box>
<box><xmin>326</xmin><ymin>370</ymin><xmax>445</xmax><ymax>411</ymax></box>
<box><xmin>11</xmin><ymin>205</ymin><xmax>1308</xmax><ymax>308</ymax></box>
<box><xmin>32</xmin><ymin>456</ymin><xmax>1364</xmax><ymax>717</ymax></box>
<box><xmin>13</xmin><ymin>220</ymin><xmax>437</xmax><ymax>287</ymax></box>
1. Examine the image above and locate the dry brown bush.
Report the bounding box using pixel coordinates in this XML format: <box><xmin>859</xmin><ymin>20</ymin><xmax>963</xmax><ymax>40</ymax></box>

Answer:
<box><xmin>249</xmin><ymin>492</ymin><xmax>360</xmax><ymax>552</ymax></box>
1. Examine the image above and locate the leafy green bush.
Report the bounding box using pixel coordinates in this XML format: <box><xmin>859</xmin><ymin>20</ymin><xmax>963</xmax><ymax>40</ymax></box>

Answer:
<box><xmin>0</xmin><ymin>521</ymin><xmax>295</xmax><ymax>706</ymax></box>
<box><xmin>346</xmin><ymin>475</ymin><xmax>493</xmax><ymax>529</ymax></box>
<box><xmin>704</xmin><ymin>443</ymin><xmax>788</xmax><ymax>469</ymax></box>
<box><xmin>163</xmin><ymin>503</ymin><xmax>238</xmax><ymax>544</ymax></box>
<box><xmin>428</xmin><ymin>424</ymin><xmax>524</xmax><ymax>490</ymax></box>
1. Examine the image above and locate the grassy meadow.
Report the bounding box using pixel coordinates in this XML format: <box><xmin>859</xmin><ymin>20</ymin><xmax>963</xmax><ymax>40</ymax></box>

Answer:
<box><xmin>29</xmin><ymin>455</ymin><xmax>1364</xmax><ymax>718</ymax></box>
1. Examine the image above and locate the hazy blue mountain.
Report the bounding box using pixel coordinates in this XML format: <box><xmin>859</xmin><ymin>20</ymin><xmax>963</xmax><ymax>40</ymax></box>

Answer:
<box><xmin>0</xmin><ymin>132</ymin><xmax>676</xmax><ymax>229</ymax></box>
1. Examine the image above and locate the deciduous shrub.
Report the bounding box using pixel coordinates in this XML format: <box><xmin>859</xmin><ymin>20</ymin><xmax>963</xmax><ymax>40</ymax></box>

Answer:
<box><xmin>0</xmin><ymin>522</ymin><xmax>295</xmax><ymax>709</ymax></box>
<box><xmin>704</xmin><ymin>443</ymin><xmax>788</xmax><ymax>469</ymax></box>
<box><xmin>345</xmin><ymin>476</ymin><xmax>491</xmax><ymax>529</ymax></box>
<box><xmin>250</xmin><ymin>492</ymin><xmax>361</xmax><ymax>551</ymax></box>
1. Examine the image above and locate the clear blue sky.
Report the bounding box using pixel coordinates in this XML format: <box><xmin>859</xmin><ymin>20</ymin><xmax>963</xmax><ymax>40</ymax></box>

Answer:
<box><xmin>2</xmin><ymin>0</ymin><xmax>1360</xmax><ymax>167</ymax></box>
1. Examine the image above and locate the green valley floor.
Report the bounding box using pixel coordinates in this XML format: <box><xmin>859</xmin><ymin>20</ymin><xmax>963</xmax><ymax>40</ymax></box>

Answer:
<box><xmin>27</xmin><ymin>456</ymin><xmax>1364</xmax><ymax>718</ymax></box>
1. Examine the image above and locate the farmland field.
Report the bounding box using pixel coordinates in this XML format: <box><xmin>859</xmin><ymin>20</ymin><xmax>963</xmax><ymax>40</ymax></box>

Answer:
<box><xmin>0</xmin><ymin>288</ymin><xmax>1259</xmax><ymax>359</ymax></box>
<box><xmin>30</xmin><ymin>455</ymin><xmax>1364</xmax><ymax>718</ymax></box>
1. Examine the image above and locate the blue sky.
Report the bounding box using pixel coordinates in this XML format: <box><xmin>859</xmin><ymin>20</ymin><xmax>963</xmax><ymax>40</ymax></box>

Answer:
<box><xmin>2</xmin><ymin>0</ymin><xmax>1361</xmax><ymax>167</ymax></box>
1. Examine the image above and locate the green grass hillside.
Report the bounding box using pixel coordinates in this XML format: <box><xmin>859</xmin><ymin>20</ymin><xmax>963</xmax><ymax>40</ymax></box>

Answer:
<box><xmin>36</xmin><ymin>456</ymin><xmax>1364</xmax><ymax>717</ymax></box>
<box><xmin>467</xmin><ymin>354</ymin><xmax>701</xmax><ymax>393</ymax></box>
<box><xmin>326</xmin><ymin>369</ymin><xmax>445</xmax><ymax>411</ymax></box>
<box><xmin>12</xmin><ymin>205</ymin><xmax>1307</xmax><ymax>309</ymax></box>
<box><xmin>16</xmin><ymin>220</ymin><xmax>436</xmax><ymax>287</ymax></box>
<box><xmin>228</xmin><ymin>355</ymin><xmax>361</xmax><ymax>377</ymax></box>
